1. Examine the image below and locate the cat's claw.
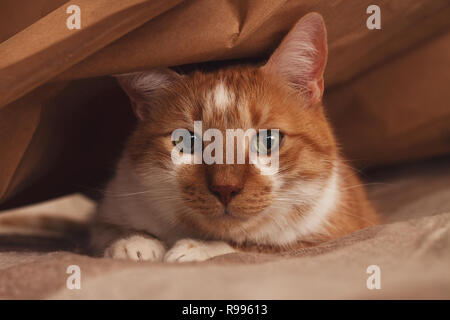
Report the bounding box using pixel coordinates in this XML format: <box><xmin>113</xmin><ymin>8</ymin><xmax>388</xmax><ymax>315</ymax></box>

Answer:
<box><xmin>104</xmin><ymin>235</ymin><xmax>166</xmax><ymax>262</ymax></box>
<box><xmin>163</xmin><ymin>239</ymin><xmax>235</xmax><ymax>263</ymax></box>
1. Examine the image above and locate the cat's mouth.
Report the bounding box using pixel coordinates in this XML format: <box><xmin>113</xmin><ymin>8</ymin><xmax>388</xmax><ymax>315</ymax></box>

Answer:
<box><xmin>223</xmin><ymin>208</ymin><xmax>251</xmax><ymax>221</ymax></box>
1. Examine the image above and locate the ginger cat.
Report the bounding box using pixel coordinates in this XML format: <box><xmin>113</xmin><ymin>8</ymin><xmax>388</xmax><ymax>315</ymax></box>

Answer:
<box><xmin>90</xmin><ymin>13</ymin><xmax>379</xmax><ymax>262</ymax></box>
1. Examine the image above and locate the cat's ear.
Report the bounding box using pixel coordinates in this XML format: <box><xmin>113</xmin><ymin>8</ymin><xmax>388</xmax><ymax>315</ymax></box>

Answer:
<box><xmin>115</xmin><ymin>69</ymin><xmax>181</xmax><ymax>120</ymax></box>
<box><xmin>262</xmin><ymin>12</ymin><xmax>328</xmax><ymax>105</ymax></box>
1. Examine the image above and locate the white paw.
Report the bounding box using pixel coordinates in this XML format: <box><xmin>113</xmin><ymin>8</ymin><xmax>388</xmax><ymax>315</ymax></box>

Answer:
<box><xmin>164</xmin><ymin>239</ymin><xmax>235</xmax><ymax>263</ymax></box>
<box><xmin>104</xmin><ymin>235</ymin><xmax>166</xmax><ymax>262</ymax></box>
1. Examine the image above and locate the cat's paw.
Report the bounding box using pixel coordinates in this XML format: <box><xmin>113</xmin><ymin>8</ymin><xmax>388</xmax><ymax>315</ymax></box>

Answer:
<box><xmin>104</xmin><ymin>235</ymin><xmax>166</xmax><ymax>262</ymax></box>
<box><xmin>164</xmin><ymin>239</ymin><xmax>235</xmax><ymax>263</ymax></box>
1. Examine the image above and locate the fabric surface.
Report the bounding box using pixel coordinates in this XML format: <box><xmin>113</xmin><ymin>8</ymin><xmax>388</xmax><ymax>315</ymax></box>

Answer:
<box><xmin>1</xmin><ymin>0</ymin><xmax>450</xmax><ymax>206</ymax></box>
<box><xmin>0</xmin><ymin>157</ymin><xmax>449</xmax><ymax>299</ymax></box>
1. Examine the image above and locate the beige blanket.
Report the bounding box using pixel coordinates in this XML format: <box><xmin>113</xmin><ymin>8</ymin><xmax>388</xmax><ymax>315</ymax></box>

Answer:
<box><xmin>0</xmin><ymin>157</ymin><xmax>449</xmax><ymax>299</ymax></box>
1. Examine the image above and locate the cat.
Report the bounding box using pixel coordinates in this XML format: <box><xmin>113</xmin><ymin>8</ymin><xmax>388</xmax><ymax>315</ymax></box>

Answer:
<box><xmin>90</xmin><ymin>12</ymin><xmax>379</xmax><ymax>262</ymax></box>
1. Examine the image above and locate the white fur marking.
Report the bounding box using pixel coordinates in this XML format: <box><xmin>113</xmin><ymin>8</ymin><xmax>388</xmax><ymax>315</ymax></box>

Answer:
<box><xmin>212</xmin><ymin>82</ymin><xmax>234</xmax><ymax>111</ymax></box>
<box><xmin>297</xmin><ymin>166</ymin><xmax>339</xmax><ymax>236</ymax></box>
<box><xmin>235</xmin><ymin>165</ymin><xmax>340</xmax><ymax>245</ymax></box>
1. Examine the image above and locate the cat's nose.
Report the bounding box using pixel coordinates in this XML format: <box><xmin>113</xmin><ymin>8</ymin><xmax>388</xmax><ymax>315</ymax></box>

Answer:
<box><xmin>209</xmin><ymin>184</ymin><xmax>242</xmax><ymax>206</ymax></box>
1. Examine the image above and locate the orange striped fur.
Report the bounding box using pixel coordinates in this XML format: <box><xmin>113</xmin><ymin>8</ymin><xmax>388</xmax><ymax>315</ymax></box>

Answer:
<box><xmin>91</xmin><ymin>13</ymin><xmax>378</xmax><ymax>261</ymax></box>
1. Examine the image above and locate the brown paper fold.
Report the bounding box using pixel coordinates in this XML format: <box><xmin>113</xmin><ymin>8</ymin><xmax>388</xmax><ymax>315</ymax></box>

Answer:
<box><xmin>0</xmin><ymin>0</ymin><xmax>183</xmax><ymax>108</ymax></box>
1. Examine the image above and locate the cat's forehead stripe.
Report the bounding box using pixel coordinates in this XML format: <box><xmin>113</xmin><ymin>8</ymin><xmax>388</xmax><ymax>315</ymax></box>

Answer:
<box><xmin>211</xmin><ymin>82</ymin><xmax>235</xmax><ymax>112</ymax></box>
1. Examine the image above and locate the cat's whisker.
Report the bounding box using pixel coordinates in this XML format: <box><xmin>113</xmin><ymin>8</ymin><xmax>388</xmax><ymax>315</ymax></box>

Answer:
<box><xmin>338</xmin><ymin>182</ymin><xmax>391</xmax><ymax>192</ymax></box>
<box><xmin>335</xmin><ymin>209</ymin><xmax>379</xmax><ymax>226</ymax></box>
<box><xmin>104</xmin><ymin>190</ymin><xmax>156</xmax><ymax>198</ymax></box>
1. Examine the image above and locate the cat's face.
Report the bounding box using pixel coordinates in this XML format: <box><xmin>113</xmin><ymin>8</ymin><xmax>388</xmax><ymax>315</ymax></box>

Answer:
<box><xmin>117</xmin><ymin>13</ymin><xmax>336</xmax><ymax>240</ymax></box>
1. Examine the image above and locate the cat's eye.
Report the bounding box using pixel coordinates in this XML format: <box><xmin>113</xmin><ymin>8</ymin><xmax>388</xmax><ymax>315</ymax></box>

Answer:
<box><xmin>172</xmin><ymin>131</ymin><xmax>202</xmax><ymax>154</ymax></box>
<box><xmin>251</xmin><ymin>130</ymin><xmax>283</xmax><ymax>155</ymax></box>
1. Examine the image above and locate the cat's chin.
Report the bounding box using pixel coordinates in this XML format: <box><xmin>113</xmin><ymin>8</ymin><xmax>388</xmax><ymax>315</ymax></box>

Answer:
<box><xmin>222</xmin><ymin>209</ymin><xmax>248</xmax><ymax>221</ymax></box>
<box><xmin>206</xmin><ymin>208</ymin><xmax>251</xmax><ymax>222</ymax></box>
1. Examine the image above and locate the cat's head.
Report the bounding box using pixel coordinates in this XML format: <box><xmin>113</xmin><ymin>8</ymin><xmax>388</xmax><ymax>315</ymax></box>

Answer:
<box><xmin>116</xmin><ymin>13</ymin><xmax>338</xmax><ymax>240</ymax></box>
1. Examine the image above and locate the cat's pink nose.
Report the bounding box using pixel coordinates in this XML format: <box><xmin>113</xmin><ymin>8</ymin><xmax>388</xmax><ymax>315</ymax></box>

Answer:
<box><xmin>209</xmin><ymin>184</ymin><xmax>242</xmax><ymax>206</ymax></box>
